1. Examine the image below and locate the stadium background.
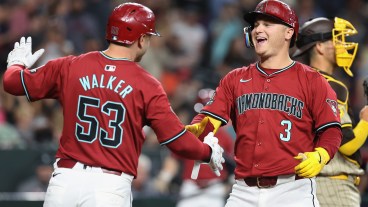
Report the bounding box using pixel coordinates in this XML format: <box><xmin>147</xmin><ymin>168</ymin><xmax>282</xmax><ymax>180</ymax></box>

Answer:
<box><xmin>0</xmin><ymin>0</ymin><xmax>368</xmax><ymax>206</ymax></box>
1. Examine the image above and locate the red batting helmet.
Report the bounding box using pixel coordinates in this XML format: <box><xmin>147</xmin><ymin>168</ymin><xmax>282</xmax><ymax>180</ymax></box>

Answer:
<box><xmin>243</xmin><ymin>0</ymin><xmax>299</xmax><ymax>47</ymax></box>
<box><xmin>106</xmin><ymin>3</ymin><xmax>160</xmax><ymax>45</ymax></box>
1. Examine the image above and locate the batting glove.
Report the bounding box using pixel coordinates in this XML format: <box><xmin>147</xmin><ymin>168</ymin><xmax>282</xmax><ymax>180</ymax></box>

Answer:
<box><xmin>7</xmin><ymin>36</ymin><xmax>45</xmax><ymax>68</ymax></box>
<box><xmin>185</xmin><ymin>117</ymin><xmax>209</xmax><ymax>137</ymax></box>
<box><xmin>203</xmin><ymin>132</ymin><xmax>225</xmax><ymax>176</ymax></box>
<box><xmin>294</xmin><ymin>147</ymin><xmax>330</xmax><ymax>178</ymax></box>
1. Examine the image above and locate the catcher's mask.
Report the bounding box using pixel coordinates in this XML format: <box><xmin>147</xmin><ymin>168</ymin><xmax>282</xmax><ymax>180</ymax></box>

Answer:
<box><xmin>333</xmin><ymin>17</ymin><xmax>358</xmax><ymax>77</ymax></box>
<box><xmin>294</xmin><ymin>17</ymin><xmax>358</xmax><ymax>76</ymax></box>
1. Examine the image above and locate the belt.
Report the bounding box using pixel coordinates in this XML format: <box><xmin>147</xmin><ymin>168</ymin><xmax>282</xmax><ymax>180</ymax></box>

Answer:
<box><xmin>57</xmin><ymin>158</ymin><xmax>122</xmax><ymax>176</ymax></box>
<box><xmin>329</xmin><ymin>174</ymin><xmax>360</xmax><ymax>186</ymax></box>
<box><xmin>244</xmin><ymin>175</ymin><xmax>303</xmax><ymax>188</ymax></box>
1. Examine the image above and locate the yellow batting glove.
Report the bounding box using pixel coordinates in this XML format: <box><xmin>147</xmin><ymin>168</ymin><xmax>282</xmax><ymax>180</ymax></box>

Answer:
<box><xmin>294</xmin><ymin>147</ymin><xmax>330</xmax><ymax>178</ymax></box>
<box><xmin>185</xmin><ymin>117</ymin><xmax>209</xmax><ymax>137</ymax></box>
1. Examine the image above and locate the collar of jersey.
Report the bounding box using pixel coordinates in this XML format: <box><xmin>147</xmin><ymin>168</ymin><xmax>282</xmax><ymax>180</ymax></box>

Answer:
<box><xmin>99</xmin><ymin>51</ymin><xmax>131</xmax><ymax>61</ymax></box>
<box><xmin>256</xmin><ymin>61</ymin><xmax>296</xmax><ymax>77</ymax></box>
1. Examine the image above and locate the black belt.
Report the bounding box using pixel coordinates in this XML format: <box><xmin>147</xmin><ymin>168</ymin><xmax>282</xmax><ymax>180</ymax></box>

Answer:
<box><xmin>244</xmin><ymin>175</ymin><xmax>303</xmax><ymax>188</ymax></box>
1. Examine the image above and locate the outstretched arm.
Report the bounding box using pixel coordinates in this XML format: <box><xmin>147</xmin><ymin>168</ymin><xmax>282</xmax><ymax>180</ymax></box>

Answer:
<box><xmin>186</xmin><ymin>114</ymin><xmax>222</xmax><ymax>140</ymax></box>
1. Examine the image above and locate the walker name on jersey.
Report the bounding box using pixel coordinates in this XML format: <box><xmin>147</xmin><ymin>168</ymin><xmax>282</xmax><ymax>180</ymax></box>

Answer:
<box><xmin>79</xmin><ymin>74</ymin><xmax>133</xmax><ymax>98</ymax></box>
<box><xmin>236</xmin><ymin>93</ymin><xmax>304</xmax><ymax>119</ymax></box>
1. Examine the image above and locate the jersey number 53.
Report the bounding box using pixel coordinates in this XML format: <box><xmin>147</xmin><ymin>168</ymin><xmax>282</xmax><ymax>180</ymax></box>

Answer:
<box><xmin>76</xmin><ymin>95</ymin><xmax>126</xmax><ymax>148</ymax></box>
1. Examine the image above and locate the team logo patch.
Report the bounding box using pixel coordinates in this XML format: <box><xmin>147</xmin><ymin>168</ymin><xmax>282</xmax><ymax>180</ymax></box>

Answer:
<box><xmin>326</xmin><ymin>99</ymin><xmax>338</xmax><ymax>117</ymax></box>
<box><xmin>111</xmin><ymin>26</ymin><xmax>119</xmax><ymax>35</ymax></box>
<box><xmin>104</xmin><ymin>65</ymin><xmax>116</xmax><ymax>72</ymax></box>
<box><xmin>206</xmin><ymin>91</ymin><xmax>216</xmax><ymax>105</ymax></box>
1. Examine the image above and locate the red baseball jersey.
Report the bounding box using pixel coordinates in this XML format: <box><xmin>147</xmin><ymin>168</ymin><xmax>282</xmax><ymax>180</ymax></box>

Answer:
<box><xmin>200</xmin><ymin>61</ymin><xmax>341</xmax><ymax>179</ymax></box>
<box><xmin>12</xmin><ymin>51</ymin><xmax>187</xmax><ymax>177</ymax></box>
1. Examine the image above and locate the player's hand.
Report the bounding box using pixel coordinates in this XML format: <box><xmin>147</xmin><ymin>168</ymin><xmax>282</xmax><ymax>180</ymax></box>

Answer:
<box><xmin>185</xmin><ymin>117</ymin><xmax>209</xmax><ymax>137</ymax></box>
<box><xmin>359</xmin><ymin>106</ymin><xmax>368</xmax><ymax>122</ymax></box>
<box><xmin>7</xmin><ymin>36</ymin><xmax>45</xmax><ymax>68</ymax></box>
<box><xmin>203</xmin><ymin>132</ymin><xmax>225</xmax><ymax>176</ymax></box>
<box><xmin>294</xmin><ymin>147</ymin><xmax>330</xmax><ymax>178</ymax></box>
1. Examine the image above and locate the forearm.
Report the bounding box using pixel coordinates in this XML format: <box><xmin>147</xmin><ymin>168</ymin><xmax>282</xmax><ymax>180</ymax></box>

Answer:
<box><xmin>190</xmin><ymin>114</ymin><xmax>222</xmax><ymax>141</ymax></box>
<box><xmin>340</xmin><ymin>120</ymin><xmax>368</xmax><ymax>156</ymax></box>
<box><xmin>315</xmin><ymin>126</ymin><xmax>342</xmax><ymax>159</ymax></box>
<box><xmin>166</xmin><ymin>130</ymin><xmax>211</xmax><ymax>161</ymax></box>
<box><xmin>3</xmin><ymin>65</ymin><xmax>26</xmax><ymax>95</ymax></box>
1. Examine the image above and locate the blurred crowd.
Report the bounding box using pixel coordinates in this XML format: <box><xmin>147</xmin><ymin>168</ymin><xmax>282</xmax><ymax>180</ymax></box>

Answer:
<box><xmin>0</xmin><ymin>0</ymin><xmax>368</xmax><ymax>204</ymax></box>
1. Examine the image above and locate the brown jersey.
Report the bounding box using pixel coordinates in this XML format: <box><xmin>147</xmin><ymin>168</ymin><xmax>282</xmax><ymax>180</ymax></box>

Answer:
<box><xmin>318</xmin><ymin>71</ymin><xmax>364</xmax><ymax>176</ymax></box>
<box><xmin>200</xmin><ymin>61</ymin><xmax>341</xmax><ymax>178</ymax></box>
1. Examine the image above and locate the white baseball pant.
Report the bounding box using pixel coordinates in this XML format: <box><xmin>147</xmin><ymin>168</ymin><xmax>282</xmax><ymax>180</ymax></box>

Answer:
<box><xmin>43</xmin><ymin>161</ymin><xmax>133</xmax><ymax>207</ymax></box>
<box><xmin>225</xmin><ymin>176</ymin><xmax>320</xmax><ymax>207</ymax></box>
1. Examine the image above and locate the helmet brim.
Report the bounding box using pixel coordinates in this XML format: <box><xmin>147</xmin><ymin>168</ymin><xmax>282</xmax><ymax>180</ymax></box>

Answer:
<box><xmin>147</xmin><ymin>31</ymin><xmax>161</xmax><ymax>37</ymax></box>
<box><xmin>243</xmin><ymin>12</ymin><xmax>290</xmax><ymax>27</ymax></box>
<box><xmin>292</xmin><ymin>42</ymin><xmax>316</xmax><ymax>57</ymax></box>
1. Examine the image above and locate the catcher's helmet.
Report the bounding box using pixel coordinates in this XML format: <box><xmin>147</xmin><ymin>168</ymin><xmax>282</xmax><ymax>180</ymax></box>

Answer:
<box><xmin>293</xmin><ymin>17</ymin><xmax>334</xmax><ymax>57</ymax></box>
<box><xmin>243</xmin><ymin>0</ymin><xmax>299</xmax><ymax>48</ymax></box>
<box><xmin>106</xmin><ymin>3</ymin><xmax>160</xmax><ymax>45</ymax></box>
<box><xmin>294</xmin><ymin>17</ymin><xmax>358</xmax><ymax>76</ymax></box>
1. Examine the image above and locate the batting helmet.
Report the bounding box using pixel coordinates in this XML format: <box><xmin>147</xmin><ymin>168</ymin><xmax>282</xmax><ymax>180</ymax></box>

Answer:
<box><xmin>106</xmin><ymin>3</ymin><xmax>160</xmax><ymax>45</ymax></box>
<box><xmin>243</xmin><ymin>0</ymin><xmax>299</xmax><ymax>47</ymax></box>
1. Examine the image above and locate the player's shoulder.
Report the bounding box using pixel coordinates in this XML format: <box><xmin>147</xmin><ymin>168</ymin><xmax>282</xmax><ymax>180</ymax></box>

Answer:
<box><xmin>49</xmin><ymin>52</ymin><xmax>97</xmax><ymax>66</ymax></box>
<box><xmin>320</xmin><ymin>73</ymin><xmax>349</xmax><ymax>103</ymax></box>
<box><xmin>293</xmin><ymin>61</ymin><xmax>325</xmax><ymax>80</ymax></box>
<box><xmin>225</xmin><ymin>64</ymin><xmax>254</xmax><ymax>78</ymax></box>
<box><xmin>71</xmin><ymin>51</ymin><xmax>100</xmax><ymax>62</ymax></box>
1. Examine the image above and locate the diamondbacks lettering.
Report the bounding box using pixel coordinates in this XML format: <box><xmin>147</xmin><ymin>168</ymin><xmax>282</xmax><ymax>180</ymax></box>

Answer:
<box><xmin>236</xmin><ymin>93</ymin><xmax>304</xmax><ymax>119</ymax></box>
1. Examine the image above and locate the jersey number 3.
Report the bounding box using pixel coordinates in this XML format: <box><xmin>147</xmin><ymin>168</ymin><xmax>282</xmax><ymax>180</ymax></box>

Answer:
<box><xmin>76</xmin><ymin>95</ymin><xmax>125</xmax><ymax>148</ymax></box>
<box><xmin>279</xmin><ymin>120</ymin><xmax>292</xmax><ymax>142</ymax></box>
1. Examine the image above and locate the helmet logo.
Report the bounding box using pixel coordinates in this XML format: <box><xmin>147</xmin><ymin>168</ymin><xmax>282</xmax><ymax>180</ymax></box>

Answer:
<box><xmin>111</xmin><ymin>26</ymin><xmax>119</xmax><ymax>36</ymax></box>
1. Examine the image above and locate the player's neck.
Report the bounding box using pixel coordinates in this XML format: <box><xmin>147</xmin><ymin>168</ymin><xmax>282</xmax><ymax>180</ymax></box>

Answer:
<box><xmin>259</xmin><ymin>55</ymin><xmax>293</xmax><ymax>69</ymax></box>
<box><xmin>103</xmin><ymin>44</ymin><xmax>136</xmax><ymax>61</ymax></box>
<box><xmin>310</xmin><ymin>57</ymin><xmax>333</xmax><ymax>75</ymax></box>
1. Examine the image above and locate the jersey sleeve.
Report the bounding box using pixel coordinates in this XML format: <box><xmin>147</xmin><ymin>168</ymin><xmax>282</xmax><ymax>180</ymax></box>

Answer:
<box><xmin>19</xmin><ymin>56</ymin><xmax>73</xmax><ymax>101</ymax></box>
<box><xmin>310</xmin><ymin>74</ymin><xmax>341</xmax><ymax>132</ymax></box>
<box><xmin>200</xmin><ymin>72</ymin><xmax>236</xmax><ymax>126</ymax></box>
<box><xmin>144</xmin><ymin>83</ymin><xmax>186</xmax><ymax>145</ymax></box>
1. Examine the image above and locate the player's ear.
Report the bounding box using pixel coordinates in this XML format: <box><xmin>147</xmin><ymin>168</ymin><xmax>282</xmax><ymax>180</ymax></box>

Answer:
<box><xmin>285</xmin><ymin>27</ymin><xmax>294</xmax><ymax>41</ymax></box>
<box><xmin>315</xmin><ymin>42</ymin><xmax>324</xmax><ymax>55</ymax></box>
<box><xmin>137</xmin><ymin>35</ymin><xmax>145</xmax><ymax>48</ymax></box>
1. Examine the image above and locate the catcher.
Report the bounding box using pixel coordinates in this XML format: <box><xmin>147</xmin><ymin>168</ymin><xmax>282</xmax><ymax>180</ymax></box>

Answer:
<box><xmin>293</xmin><ymin>17</ymin><xmax>368</xmax><ymax>206</ymax></box>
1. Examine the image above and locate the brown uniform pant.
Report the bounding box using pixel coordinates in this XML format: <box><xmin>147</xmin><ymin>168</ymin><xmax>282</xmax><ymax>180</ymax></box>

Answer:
<box><xmin>316</xmin><ymin>176</ymin><xmax>360</xmax><ymax>207</ymax></box>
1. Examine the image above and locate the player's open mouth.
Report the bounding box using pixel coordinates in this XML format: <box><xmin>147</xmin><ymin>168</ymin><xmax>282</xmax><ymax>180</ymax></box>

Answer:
<box><xmin>256</xmin><ymin>37</ymin><xmax>267</xmax><ymax>45</ymax></box>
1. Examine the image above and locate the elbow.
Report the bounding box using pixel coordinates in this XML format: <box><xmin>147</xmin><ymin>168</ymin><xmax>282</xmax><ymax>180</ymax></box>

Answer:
<box><xmin>3</xmin><ymin>76</ymin><xmax>13</xmax><ymax>94</ymax></box>
<box><xmin>2</xmin><ymin>67</ymin><xmax>24</xmax><ymax>95</ymax></box>
<box><xmin>3</xmin><ymin>73</ymin><xmax>12</xmax><ymax>94</ymax></box>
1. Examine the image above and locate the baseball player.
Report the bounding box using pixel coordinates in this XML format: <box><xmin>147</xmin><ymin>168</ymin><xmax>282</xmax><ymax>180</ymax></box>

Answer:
<box><xmin>3</xmin><ymin>3</ymin><xmax>225</xmax><ymax>207</ymax></box>
<box><xmin>293</xmin><ymin>17</ymin><xmax>368</xmax><ymax>207</ymax></box>
<box><xmin>186</xmin><ymin>0</ymin><xmax>342</xmax><ymax>206</ymax></box>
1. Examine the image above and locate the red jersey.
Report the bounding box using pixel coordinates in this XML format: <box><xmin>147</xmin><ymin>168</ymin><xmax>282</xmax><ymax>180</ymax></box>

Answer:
<box><xmin>200</xmin><ymin>61</ymin><xmax>341</xmax><ymax>178</ymax></box>
<box><xmin>8</xmin><ymin>51</ymin><xmax>188</xmax><ymax>177</ymax></box>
